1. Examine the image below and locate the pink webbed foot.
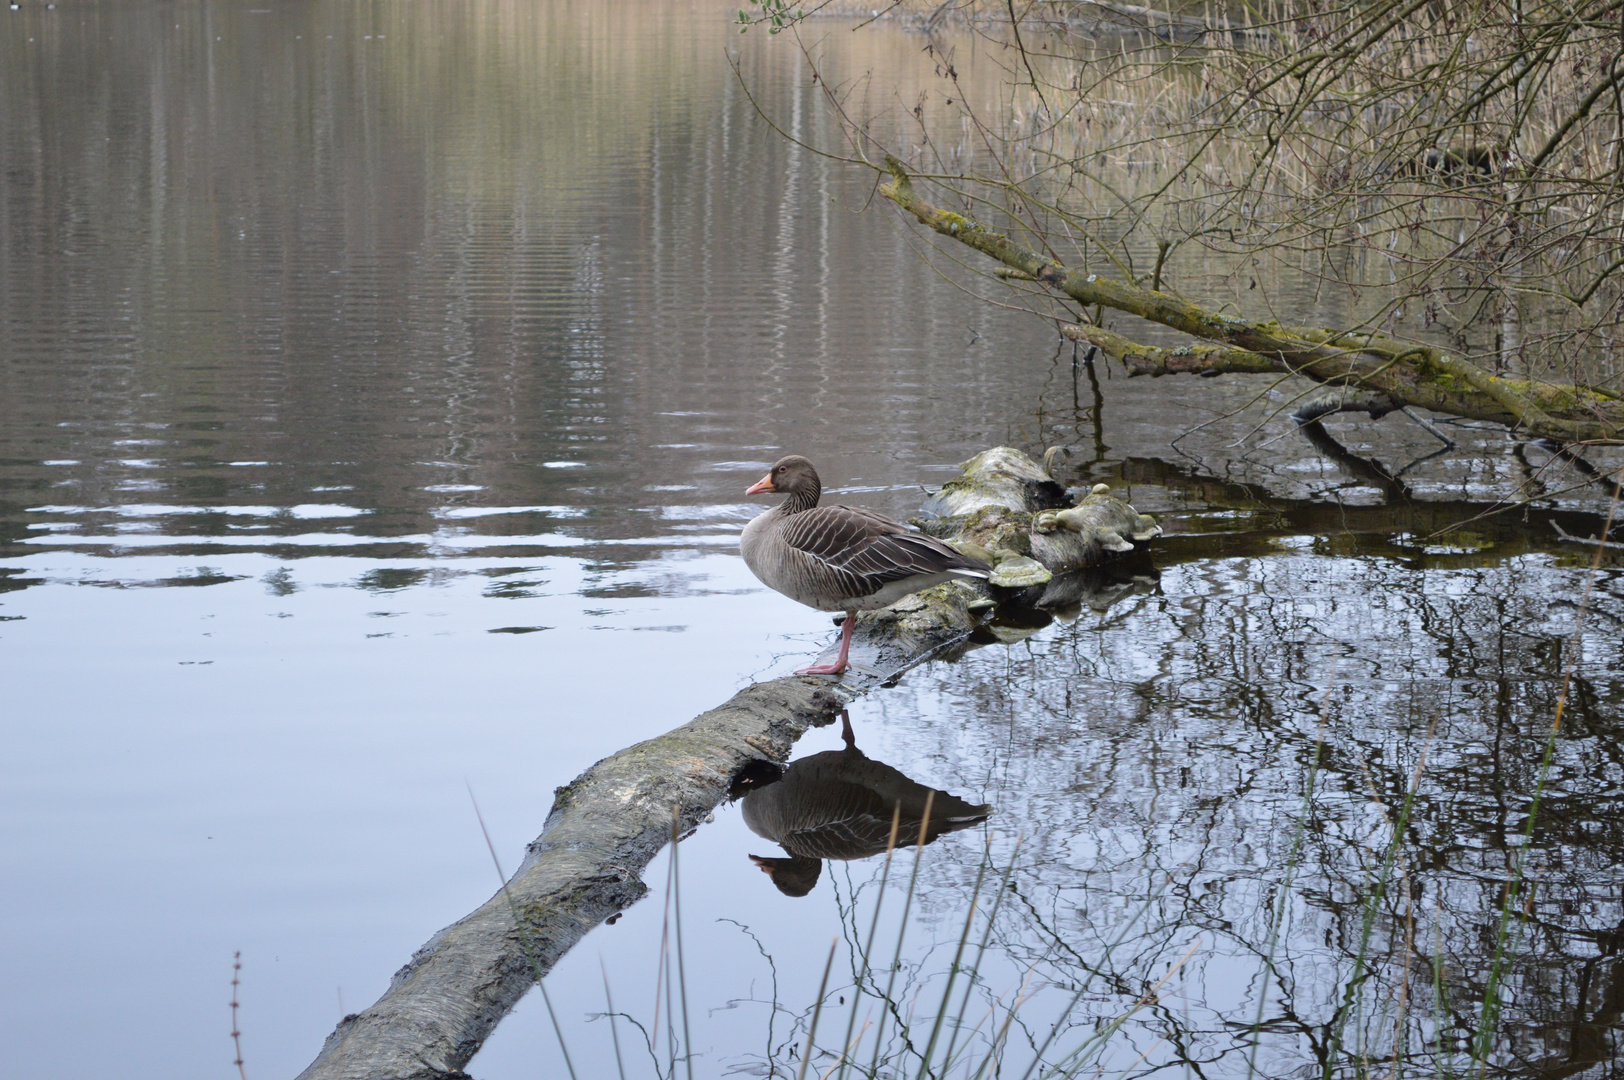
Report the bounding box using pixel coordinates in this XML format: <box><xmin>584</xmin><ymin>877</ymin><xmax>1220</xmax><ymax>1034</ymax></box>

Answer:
<box><xmin>796</xmin><ymin>611</ymin><xmax>855</xmax><ymax>677</ymax></box>
<box><xmin>795</xmin><ymin>659</ymin><xmax>848</xmax><ymax>676</ymax></box>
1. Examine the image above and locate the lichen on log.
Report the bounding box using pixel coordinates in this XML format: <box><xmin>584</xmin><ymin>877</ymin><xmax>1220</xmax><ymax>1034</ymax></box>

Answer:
<box><xmin>918</xmin><ymin>446</ymin><xmax>1071</xmax><ymax>517</ymax></box>
<box><xmin>914</xmin><ymin>447</ymin><xmax>1160</xmax><ymax>588</ymax></box>
<box><xmin>879</xmin><ymin>157</ymin><xmax>1624</xmax><ymax>446</ymax></box>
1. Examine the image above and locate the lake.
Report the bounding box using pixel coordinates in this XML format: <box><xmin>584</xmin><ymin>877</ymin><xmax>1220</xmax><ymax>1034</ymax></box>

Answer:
<box><xmin>3</xmin><ymin>1</ymin><xmax>1622</xmax><ymax>1077</ymax></box>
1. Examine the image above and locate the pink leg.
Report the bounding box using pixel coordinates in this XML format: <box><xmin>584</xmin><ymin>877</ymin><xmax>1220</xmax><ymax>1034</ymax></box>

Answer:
<box><xmin>796</xmin><ymin>612</ymin><xmax>854</xmax><ymax>676</ymax></box>
<box><xmin>839</xmin><ymin>709</ymin><xmax>857</xmax><ymax>749</ymax></box>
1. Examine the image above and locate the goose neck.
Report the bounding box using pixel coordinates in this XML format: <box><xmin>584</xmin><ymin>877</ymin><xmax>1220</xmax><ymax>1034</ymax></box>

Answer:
<box><xmin>780</xmin><ymin>485</ymin><xmax>820</xmax><ymax>514</ymax></box>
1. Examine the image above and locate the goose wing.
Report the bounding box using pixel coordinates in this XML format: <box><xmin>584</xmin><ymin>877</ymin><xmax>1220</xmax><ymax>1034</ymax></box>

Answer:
<box><xmin>745</xmin><ymin>750</ymin><xmax>993</xmax><ymax>861</ymax></box>
<box><xmin>778</xmin><ymin>505</ymin><xmax>988</xmax><ymax>594</ymax></box>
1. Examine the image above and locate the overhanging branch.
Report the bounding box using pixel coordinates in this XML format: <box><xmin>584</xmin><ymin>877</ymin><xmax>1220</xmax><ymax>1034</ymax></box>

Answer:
<box><xmin>880</xmin><ymin>157</ymin><xmax>1623</xmax><ymax>445</ymax></box>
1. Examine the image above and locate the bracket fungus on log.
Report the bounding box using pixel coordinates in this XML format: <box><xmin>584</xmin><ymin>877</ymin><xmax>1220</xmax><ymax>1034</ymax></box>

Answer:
<box><xmin>918</xmin><ymin>446</ymin><xmax>1072</xmax><ymax>517</ymax></box>
<box><xmin>913</xmin><ymin>447</ymin><xmax>1160</xmax><ymax>593</ymax></box>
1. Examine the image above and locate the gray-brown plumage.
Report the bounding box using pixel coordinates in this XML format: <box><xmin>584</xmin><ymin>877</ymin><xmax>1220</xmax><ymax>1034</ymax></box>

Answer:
<box><xmin>742</xmin><ymin>455</ymin><xmax>990</xmax><ymax>675</ymax></box>
<box><xmin>743</xmin><ymin>719</ymin><xmax>992</xmax><ymax>897</ymax></box>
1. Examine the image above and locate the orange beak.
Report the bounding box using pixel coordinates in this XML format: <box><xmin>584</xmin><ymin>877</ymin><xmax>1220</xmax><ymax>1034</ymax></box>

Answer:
<box><xmin>745</xmin><ymin>473</ymin><xmax>775</xmax><ymax>495</ymax></box>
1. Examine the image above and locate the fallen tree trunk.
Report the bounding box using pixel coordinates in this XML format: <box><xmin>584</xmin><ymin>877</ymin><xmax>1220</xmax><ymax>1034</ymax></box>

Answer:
<box><xmin>296</xmin><ymin>678</ymin><xmax>852</xmax><ymax>1080</ymax></box>
<box><xmin>297</xmin><ymin>448</ymin><xmax>1154</xmax><ymax>1080</ymax></box>
<box><xmin>877</xmin><ymin>157</ymin><xmax>1624</xmax><ymax>446</ymax></box>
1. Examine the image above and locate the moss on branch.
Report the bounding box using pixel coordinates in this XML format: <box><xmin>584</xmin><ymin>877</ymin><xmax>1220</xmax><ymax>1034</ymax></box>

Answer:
<box><xmin>879</xmin><ymin>156</ymin><xmax>1623</xmax><ymax>445</ymax></box>
<box><xmin>1060</xmin><ymin>324</ymin><xmax>1282</xmax><ymax>376</ymax></box>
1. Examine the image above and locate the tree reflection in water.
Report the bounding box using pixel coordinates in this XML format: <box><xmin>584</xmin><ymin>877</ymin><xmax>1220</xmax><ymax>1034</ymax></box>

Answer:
<box><xmin>741</xmin><ymin>512</ymin><xmax>1623</xmax><ymax>1079</ymax></box>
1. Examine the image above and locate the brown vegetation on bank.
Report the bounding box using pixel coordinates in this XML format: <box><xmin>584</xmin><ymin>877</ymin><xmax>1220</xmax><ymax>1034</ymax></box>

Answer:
<box><xmin>758</xmin><ymin>0</ymin><xmax>1624</xmax><ymax>453</ymax></box>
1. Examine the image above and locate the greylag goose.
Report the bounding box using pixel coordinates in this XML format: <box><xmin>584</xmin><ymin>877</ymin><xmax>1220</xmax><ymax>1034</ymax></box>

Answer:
<box><xmin>743</xmin><ymin>713</ymin><xmax>992</xmax><ymax>896</ymax></box>
<box><xmin>741</xmin><ymin>455</ymin><xmax>991</xmax><ymax>675</ymax></box>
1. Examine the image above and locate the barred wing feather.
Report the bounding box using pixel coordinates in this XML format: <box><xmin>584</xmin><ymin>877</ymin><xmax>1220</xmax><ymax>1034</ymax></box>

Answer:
<box><xmin>778</xmin><ymin>505</ymin><xmax>988</xmax><ymax>590</ymax></box>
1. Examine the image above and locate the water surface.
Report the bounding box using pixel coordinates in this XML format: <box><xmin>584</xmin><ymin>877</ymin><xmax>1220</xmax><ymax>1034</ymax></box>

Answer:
<box><xmin>2</xmin><ymin>2</ymin><xmax>1622</xmax><ymax>1077</ymax></box>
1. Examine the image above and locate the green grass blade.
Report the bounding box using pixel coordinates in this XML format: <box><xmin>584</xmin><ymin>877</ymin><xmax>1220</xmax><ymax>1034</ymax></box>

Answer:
<box><xmin>466</xmin><ymin>786</ymin><xmax>579</xmax><ymax>1080</ymax></box>
<box><xmin>837</xmin><ymin>802</ymin><xmax>903</xmax><ymax>1080</ymax></box>
<box><xmin>797</xmin><ymin>939</ymin><xmax>840</xmax><ymax>1080</ymax></box>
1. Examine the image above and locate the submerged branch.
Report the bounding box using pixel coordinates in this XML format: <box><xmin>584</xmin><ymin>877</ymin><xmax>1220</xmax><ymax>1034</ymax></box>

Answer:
<box><xmin>879</xmin><ymin>158</ymin><xmax>1624</xmax><ymax>445</ymax></box>
<box><xmin>1552</xmin><ymin>520</ymin><xmax>1624</xmax><ymax>551</ymax></box>
<box><xmin>1290</xmin><ymin>389</ymin><xmax>1406</xmax><ymax>425</ymax></box>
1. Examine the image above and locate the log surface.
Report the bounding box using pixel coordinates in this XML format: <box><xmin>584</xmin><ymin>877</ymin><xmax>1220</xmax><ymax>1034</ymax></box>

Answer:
<box><xmin>296</xmin><ymin>678</ymin><xmax>850</xmax><ymax>1080</ymax></box>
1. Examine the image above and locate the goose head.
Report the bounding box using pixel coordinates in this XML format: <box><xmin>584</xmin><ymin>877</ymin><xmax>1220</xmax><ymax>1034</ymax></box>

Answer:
<box><xmin>748</xmin><ymin>854</ymin><xmax>822</xmax><ymax>896</ymax></box>
<box><xmin>745</xmin><ymin>455</ymin><xmax>822</xmax><ymax>506</ymax></box>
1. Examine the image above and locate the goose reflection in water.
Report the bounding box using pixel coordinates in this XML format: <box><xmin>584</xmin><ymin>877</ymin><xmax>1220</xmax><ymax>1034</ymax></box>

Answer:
<box><xmin>742</xmin><ymin>713</ymin><xmax>992</xmax><ymax>896</ymax></box>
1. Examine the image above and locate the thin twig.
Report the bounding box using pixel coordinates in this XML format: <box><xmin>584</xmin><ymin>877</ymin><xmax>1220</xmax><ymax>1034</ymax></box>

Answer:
<box><xmin>231</xmin><ymin>952</ymin><xmax>249</xmax><ymax>1080</ymax></box>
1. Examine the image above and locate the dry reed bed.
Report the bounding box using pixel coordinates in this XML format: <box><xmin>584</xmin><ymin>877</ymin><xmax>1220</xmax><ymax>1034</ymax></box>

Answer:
<box><xmin>804</xmin><ymin>0</ymin><xmax>1624</xmax><ymax>389</ymax></box>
